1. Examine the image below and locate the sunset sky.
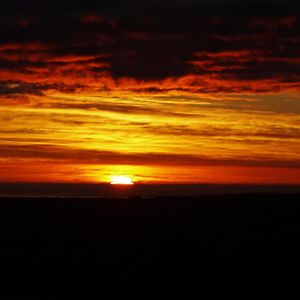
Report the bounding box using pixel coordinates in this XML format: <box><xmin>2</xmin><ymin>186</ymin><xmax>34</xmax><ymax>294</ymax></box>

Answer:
<box><xmin>0</xmin><ymin>0</ymin><xmax>300</xmax><ymax>184</ymax></box>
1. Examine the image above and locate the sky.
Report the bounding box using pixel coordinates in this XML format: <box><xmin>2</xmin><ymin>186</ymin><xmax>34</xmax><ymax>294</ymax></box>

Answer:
<box><xmin>0</xmin><ymin>0</ymin><xmax>300</xmax><ymax>184</ymax></box>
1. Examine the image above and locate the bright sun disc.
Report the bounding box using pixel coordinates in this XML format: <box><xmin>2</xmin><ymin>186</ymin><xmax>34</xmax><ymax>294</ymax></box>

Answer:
<box><xmin>110</xmin><ymin>176</ymin><xmax>134</xmax><ymax>185</ymax></box>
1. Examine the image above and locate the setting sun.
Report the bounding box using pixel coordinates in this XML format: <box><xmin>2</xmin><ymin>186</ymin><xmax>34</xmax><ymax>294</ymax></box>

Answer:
<box><xmin>110</xmin><ymin>176</ymin><xmax>134</xmax><ymax>185</ymax></box>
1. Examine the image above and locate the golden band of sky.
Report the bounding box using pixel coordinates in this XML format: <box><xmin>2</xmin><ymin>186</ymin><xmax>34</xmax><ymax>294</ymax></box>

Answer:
<box><xmin>1</xmin><ymin>89</ymin><xmax>300</xmax><ymax>183</ymax></box>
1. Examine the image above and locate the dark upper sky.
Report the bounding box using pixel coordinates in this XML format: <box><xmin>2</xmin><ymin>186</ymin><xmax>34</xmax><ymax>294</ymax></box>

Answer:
<box><xmin>1</xmin><ymin>0</ymin><xmax>300</xmax><ymax>94</ymax></box>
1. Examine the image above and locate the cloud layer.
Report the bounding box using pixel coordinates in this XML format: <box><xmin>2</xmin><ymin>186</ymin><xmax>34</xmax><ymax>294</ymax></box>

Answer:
<box><xmin>1</xmin><ymin>0</ymin><xmax>300</xmax><ymax>183</ymax></box>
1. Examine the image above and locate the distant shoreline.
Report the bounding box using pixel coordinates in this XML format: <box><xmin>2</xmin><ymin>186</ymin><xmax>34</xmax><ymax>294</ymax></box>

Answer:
<box><xmin>1</xmin><ymin>183</ymin><xmax>300</xmax><ymax>198</ymax></box>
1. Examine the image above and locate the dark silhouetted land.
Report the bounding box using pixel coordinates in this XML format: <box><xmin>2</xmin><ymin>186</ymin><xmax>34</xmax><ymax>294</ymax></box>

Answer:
<box><xmin>1</xmin><ymin>193</ymin><xmax>300</xmax><ymax>298</ymax></box>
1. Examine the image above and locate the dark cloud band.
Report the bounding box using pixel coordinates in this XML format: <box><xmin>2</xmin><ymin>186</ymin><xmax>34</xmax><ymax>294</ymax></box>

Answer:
<box><xmin>0</xmin><ymin>0</ymin><xmax>299</xmax><ymax>94</ymax></box>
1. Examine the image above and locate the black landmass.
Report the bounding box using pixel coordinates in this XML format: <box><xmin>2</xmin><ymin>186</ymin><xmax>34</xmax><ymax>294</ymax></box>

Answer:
<box><xmin>1</xmin><ymin>194</ymin><xmax>300</xmax><ymax>298</ymax></box>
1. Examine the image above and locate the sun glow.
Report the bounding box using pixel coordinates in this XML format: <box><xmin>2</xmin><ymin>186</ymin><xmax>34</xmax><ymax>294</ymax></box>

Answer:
<box><xmin>110</xmin><ymin>176</ymin><xmax>134</xmax><ymax>185</ymax></box>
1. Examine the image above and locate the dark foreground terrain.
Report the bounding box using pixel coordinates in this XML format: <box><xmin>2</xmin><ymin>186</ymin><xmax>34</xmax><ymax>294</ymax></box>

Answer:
<box><xmin>1</xmin><ymin>194</ymin><xmax>300</xmax><ymax>298</ymax></box>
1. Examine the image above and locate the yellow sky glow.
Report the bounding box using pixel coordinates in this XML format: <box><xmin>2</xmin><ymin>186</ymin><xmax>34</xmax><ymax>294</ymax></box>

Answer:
<box><xmin>0</xmin><ymin>90</ymin><xmax>300</xmax><ymax>184</ymax></box>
